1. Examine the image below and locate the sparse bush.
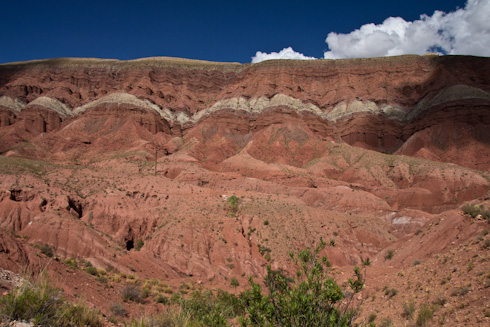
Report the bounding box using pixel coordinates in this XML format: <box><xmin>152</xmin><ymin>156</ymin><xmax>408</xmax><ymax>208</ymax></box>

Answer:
<box><xmin>156</xmin><ymin>294</ymin><xmax>169</xmax><ymax>304</ymax></box>
<box><xmin>40</xmin><ymin>244</ymin><xmax>54</xmax><ymax>257</ymax></box>
<box><xmin>128</xmin><ymin>308</ymin><xmax>192</xmax><ymax>327</ymax></box>
<box><xmin>462</xmin><ymin>203</ymin><xmax>480</xmax><ymax>218</ymax></box>
<box><xmin>451</xmin><ymin>286</ymin><xmax>470</xmax><ymax>297</ymax></box>
<box><xmin>227</xmin><ymin>195</ymin><xmax>239</xmax><ymax>217</ymax></box>
<box><xmin>432</xmin><ymin>295</ymin><xmax>447</xmax><ymax>306</ymax></box>
<box><xmin>110</xmin><ymin>302</ymin><xmax>127</xmax><ymax>317</ymax></box>
<box><xmin>258</xmin><ymin>244</ymin><xmax>271</xmax><ymax>257</ymax></box>
<box><xmin>230</xmin><ymin>277</ymin><xmax>239</xmax><ymax>293</ymax></box>
<box><xmin>384</xmin><ymin>249</ymin><xmax>395</xmax><ymax>260</ymax></box>
<box><xmin>173</xmin><ymin>288</ymin><xmax>243</xmax><ymax>327</ymax></box>
<box><xmin>462</xmin><ymin>203</ymin><xmax>490</xmax><ymax>220</ymax></box>
<box><xmin>96</xmin><ymin>275</ymin><xmax>107</xmax><ymax>284</ymax></box>
<box><xmin>379</xmin><ymin>317</ymin><xmax>394</xmax><ymax>327</ymax></box>
<box><xmin>85</xmin><ymin>266</ymin><xmax>98</xmax><ymax>276</ymax></box>
<box><xmin>416</xmin><ymin>303</ymin><xmax>435</xmax><ymax>326</ymax></box>
<box><xmin>402</xmin><ymin>300</ymin><xmax>416</xmax><ymax>320</ymax></box>
<box><xmin>121</xmin><ymin>284</ymin><xmax>143</xmax><ymax>303</ymax></box>
<box><xmin>64</xmin><ymin>257</ymin><xmax>78</xmax><ymax>269</ymax></box>
<box><xmin>134</xmin><ymin>239</ymin><xmax>144</xmax><ymax>251</ymax></box>
<box><xmin>58</xmin><ymin>302</ymin><xmax>103</xmax><ymax>327</ymax></box>
<box><xmin>384</xmin><ymin>287</ymin><xmax>398</xmax><ymax>298</ymax></box>
<box><xmin>141</xmin><ymin>287</ymin><xmax>151</xmax><ymax>299</ymax></box>
<box><xmin>0</xmin><ymin>271</ymin><xmax>102</xmax><ymax>326</ymax></box>
<box><xmin>412</xmin><ymin>259</ymin><xmax>422</xmax><ymax>266</ymax></box>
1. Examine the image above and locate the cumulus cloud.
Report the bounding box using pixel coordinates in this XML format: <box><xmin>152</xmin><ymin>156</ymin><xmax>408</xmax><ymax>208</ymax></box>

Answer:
<box><xmin>252</xmin><ymin>0</ymin><xmax>489</xmax><ymax>62</ymax></box>
<box><xmin>251</xmin><ymin>47</ymin><xmax>316</xmax><ymax>63</ymax></box>
<box><xmin>324</xmin><ymin>0</ymin><xmax>490</xmax><ymax>59</ymax></box>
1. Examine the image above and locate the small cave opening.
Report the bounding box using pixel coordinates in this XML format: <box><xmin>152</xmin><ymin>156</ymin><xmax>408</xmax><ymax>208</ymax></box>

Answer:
<box><xmin>40</xmin><ymin>197</ymin><xmax>47</xmax><ymax>212</ymax></box>
<box><xmin>126</xmin><ymin>239</ymin><xmax>134</xmax><ymax>251</ymax></box>
<box><xmin>67</xmin><ymin>197</ymin><xmax>83</xmax><ymax>218</ymax></box>
<box><xmin>9</xmin><ymin>189</ymin><xmax>22</xmax><ymax>202</ymax></box>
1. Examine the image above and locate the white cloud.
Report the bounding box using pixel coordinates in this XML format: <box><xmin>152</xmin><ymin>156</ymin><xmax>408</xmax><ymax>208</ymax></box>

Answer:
<box><xmin>251</xmin><ymin>47</ymin><xmax>316</xmax><ymax>63</ymax></box>
<box><xmin>250</xmin><ymin>0</ymin><xmax>489</xmax><ymax>62</ymax></box>
<box><xmin>324</xmin><ymin>0</ymin><xmax>490</xmax><ymax>59</ymax></box>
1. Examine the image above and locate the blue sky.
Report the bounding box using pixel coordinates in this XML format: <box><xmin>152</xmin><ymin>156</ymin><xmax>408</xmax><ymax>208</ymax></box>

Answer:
<box><xmin>0</xmin><ymin>0</ymin><xmax>486</xmax><ymax>64</ymax></box>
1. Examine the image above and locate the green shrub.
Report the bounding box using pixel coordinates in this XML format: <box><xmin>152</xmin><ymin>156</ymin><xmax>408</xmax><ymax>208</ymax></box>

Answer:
<box><xmin>227</xmin><ymin>195</ymin><xmax>239</xmax><ymax>217</ymax></box>
<box><xmin>96</xmin><ymin>275</ymin><xmax>107</xmax><ymax>284</ymax></box>
<box><xmin>240</xmin><ymin>238</ymin><xmax>368</xmax><ymax>326</ymax></box>
<box><xmin>141</xmin><ymin>287</ymin><xmax>151</xmax><ymax>299</ymax></box>
<box><xmin>462</xmin><ymin>203</ymin><xmax>490</xmax><ymax>220</ymax></box>
<box><xmin>230</xmin><ymin>278</ymin><xmax>239</xmax><ymax>294</ymax></box>
<box><xmin>40</xmin><ymin>244</ymin><xmax>54</xmax><ymax>257</ymax></box>
<box><xmin>135</xmin><ymin>239</ymin><xmax>144</xmax><ymax>251</ymax></box>
<box><xmin>85</xmin><ymin>266</ymin><xmax>98</xmax><ymax>276</ymax></box>
<box><xmin>174</xmin><ymin>288</ymin><xmax>243</xmax><ymax>327</ymax></box>
<box><xmin>64</xmin><ymin>257</ymin><xmax>78</xmax><ymax>269</ymax></box>
<box><xmin>384</xmin><ymin>249</ymin><xmax>395</xmax><ymax>260</ymax></box>
<box><xmin>58</xmin><ymin>303</ymin><xmax>103</xmax><ymax>327</ymax></box>
<box><xmin>0</xmin><ymin>272</ymin><xmax>102</xmax><ymax>326</ymax></box>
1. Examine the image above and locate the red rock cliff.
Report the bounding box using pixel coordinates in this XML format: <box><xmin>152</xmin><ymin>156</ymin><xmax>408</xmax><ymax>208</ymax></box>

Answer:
<box><xmin>0</xmin><ymin>55</ymin><xmax>489</xmax><ymax>168</ymax></box>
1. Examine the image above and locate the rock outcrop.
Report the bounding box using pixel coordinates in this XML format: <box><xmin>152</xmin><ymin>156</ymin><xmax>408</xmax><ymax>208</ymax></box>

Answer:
<box><xmin>0</xmin><ymin>55</ymin><xmax>489</xmax><ymax>168</ymax></box>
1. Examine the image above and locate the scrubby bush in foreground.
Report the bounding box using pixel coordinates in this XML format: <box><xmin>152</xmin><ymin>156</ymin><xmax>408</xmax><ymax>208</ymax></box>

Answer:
<box><xmin>240</xmin><ymin>238</ymin><xmax>368</xmax><ymax>326</ymax></box>
<box><xmin>0</xmin><ymin>272</ymin><xmax>102</xmax><ymax>326</ymax></box>
<box><xmin>1</xmin><ymin>240</ymin><xmax>367</xmax><ymax>327</ymax></box>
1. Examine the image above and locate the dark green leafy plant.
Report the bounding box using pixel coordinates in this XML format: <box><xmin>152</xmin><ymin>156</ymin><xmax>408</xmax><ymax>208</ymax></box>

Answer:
<box><xmin>231</xmin><ymin>278</ymin><xmax>240</xmax><ymax>294</ymax></box>
<box><xmin>384</xmin><ymin>249</ymin><xmax>395</xmax><ymax>260</ymax></box>
<box><xmin>227</xmin><ymin>195</ymin><xmax>240</xmax><ymax>217</ymax></box>
<box><xmin>40</xmin><ymin>244</ymin><xmax>54</xmax><ymax>257</ymax></box>
<box><xmin>240</xmin><ymin>238</ymin><xmax>369</xmax><ymax>326</ymax></box>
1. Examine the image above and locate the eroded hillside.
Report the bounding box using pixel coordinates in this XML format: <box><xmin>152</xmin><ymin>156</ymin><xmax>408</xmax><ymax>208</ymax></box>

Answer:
<box><xmin>0</xmin><ymin>55</ymin><xmax>489</xmax><ymax>326</ymax></box>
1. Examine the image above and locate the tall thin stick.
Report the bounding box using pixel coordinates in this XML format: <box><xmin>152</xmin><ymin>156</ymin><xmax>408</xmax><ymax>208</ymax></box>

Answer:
<box><xmin>154</xmin><ymin>148</ymin><xmax>157</xmax><ymax>176</ymax></box>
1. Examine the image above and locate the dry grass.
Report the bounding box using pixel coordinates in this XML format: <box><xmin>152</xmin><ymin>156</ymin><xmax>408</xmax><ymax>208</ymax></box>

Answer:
<box><xmin>0</xmin><ymin>56</ymin><xmax>243</xmax><ymax>71</ymax></box>
<box><xmin>0</xmin><ymin>53</ymin><xmax>448</xmax><ymax>72</ymax></box>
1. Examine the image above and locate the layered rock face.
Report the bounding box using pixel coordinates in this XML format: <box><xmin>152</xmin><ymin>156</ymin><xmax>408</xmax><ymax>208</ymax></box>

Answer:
<box><xmin>1</xmin><ymin>56</ymin><xmax>490</xmax><ymax>325</ymax></box>
<box><xmin>0</xmin><ymin>55</ymin><xmax>489</xmax><ymax>168</ymax></box>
